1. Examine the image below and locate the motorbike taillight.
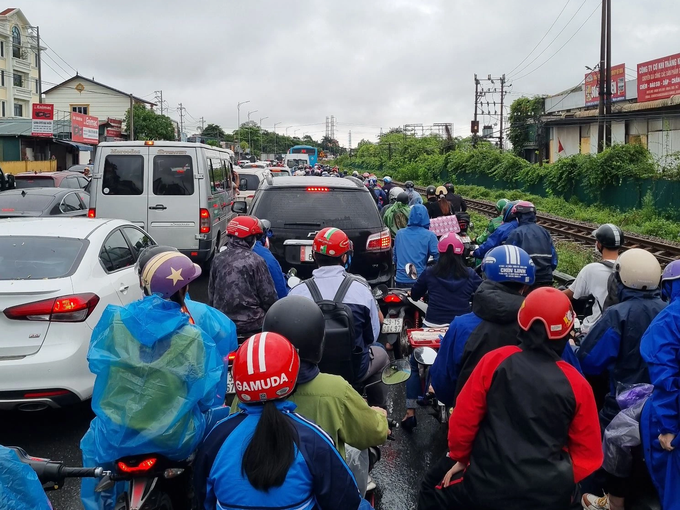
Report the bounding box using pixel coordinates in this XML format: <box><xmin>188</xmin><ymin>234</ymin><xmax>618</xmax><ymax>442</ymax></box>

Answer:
<box><xmin>117</xmin><ymin>458</ymin><xmax>157</xmax><ymax>474</ymax></box>
<box><xmin>227</xmin><ymin>352</ymin><xmax>237</xmax><ymax>366</ymax></box>
<box><xmin>384</xmin><ymin>294</ymin><xmax>402</xmax><ymax>304</ymax></box>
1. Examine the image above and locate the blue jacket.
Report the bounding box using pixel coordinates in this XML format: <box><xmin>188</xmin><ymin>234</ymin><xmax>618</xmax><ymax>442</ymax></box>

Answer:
<box><xmin>405</xmin><ymin>188</ymin><xmax>423</xmax><ymax>206</ymax></box>
<box><xmin>576</xmin><ymin>285</ymin><xmax>666</xmax><ymax>426</ymax></box>
<box><xmin>393</xmin><ymin>205</ymin><xmax>439</xmax><ymax>284</ymax></box>
<box><xmin>505</xmin><ymin>212</ymin><xmax>558</xmax><ymax>284</ymax></box>
<box><xmin>253</xmin><ymin>241</ymin><xmax>289</xmax><ymax>299</ymax></box>
<box><xmin>372</xmin><ymin>187</ymin><xmax>388</xmax><ymax>210</ymax></box>
<box><xmin>411</xmin><ymin>266</ymin><xmax>481</xmax><ymax>325</ymax></box>
<box><xmin>640</xmin><ymin>280</ymin><xmax>680</xmax><ymax>510</ymax></box>
<box><xmin>194</xmin><ymin>400</ymin><xmax>371</xmax><ymax>510</ymax></box>
<box><xmin>473</xmin><ymin>220</ymin><xmax>518</xmax><ymax>260</ymax></box>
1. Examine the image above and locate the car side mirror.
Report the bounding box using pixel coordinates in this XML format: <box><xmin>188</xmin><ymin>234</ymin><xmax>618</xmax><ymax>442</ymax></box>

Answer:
<box><xmin>232</xmin><ymin>201</ymin><xmax>247</xmax><ymax>214</ymax></box>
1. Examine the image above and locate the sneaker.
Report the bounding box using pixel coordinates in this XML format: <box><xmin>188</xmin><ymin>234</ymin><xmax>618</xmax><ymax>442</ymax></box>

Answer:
<box><xmin>366</xmin><ymin>475</ymin><xmax>377</xmax><ymax>492</ymax></box>
<box><xmin>582</xmin><ymin>493</ymin><xmax>609</xmax><ymax>510</ymax></box>
<box><xmin>401</xmin><ymin>415</ymin><xmax>417</xmax><ymax>432</ymax></box>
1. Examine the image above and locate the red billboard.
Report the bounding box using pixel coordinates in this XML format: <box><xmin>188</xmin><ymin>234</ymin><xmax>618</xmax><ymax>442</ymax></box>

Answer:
<box><xmin>585</xmin><ymin>63</ymin><xmax>627</xmax><ymax>107</ymax></box>
<box><xmin>637</xmin><ymin>53</ymin><xmax>680</xmax><ymax>103</ymax></box>
<box><xmin>71</xmin><ymin>113</ymin><xmax>99</xmax><ymax>145</ymax></box>
<box><xmin>31</xmin><ymin>103</ymin><xmax>54</xmax><ymax>137</ymax></box>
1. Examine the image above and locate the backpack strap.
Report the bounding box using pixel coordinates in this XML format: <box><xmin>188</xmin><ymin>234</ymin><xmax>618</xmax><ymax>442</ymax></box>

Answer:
<box><xmin>304</xmin><ymin>278</ymin><xmax>324</xmax><ymax>303</ymax></box>
<box><xmin>332</xmin><ymin>275</ymin><xmax>357</xmax><ymax>304</ymax></box>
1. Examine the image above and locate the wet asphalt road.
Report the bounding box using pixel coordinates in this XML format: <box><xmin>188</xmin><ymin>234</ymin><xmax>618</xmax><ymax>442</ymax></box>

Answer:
<box><xmin>0</xmin><ymin>272</ymin><xmax>447</xmax><ymax>510</ymax></box>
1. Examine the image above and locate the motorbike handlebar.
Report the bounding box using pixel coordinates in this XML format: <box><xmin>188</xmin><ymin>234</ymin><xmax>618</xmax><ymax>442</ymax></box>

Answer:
<box><xmin>60</xmin><ymin>466</ymin><xmax>104</xmax><ymax>478</ymax></box>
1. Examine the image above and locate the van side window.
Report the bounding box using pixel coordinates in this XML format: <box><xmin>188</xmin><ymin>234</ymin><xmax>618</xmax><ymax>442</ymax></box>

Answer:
<box><xmin>222</xmin><ymin>159</ymin><xmax>232</xmax><ymax>190</ymax></box>
<box><xmin>153</xmin><ymin>155</ymin><xmax>194</xmax><ymax>196</ymax></box>
<box><xmin>103</xmin><ymin>155</ymin><xmax>144</xmax><ymax>195</ymax></box>
<box><xmin>208</xmin><ymin>158</ymin><xmax>216</xmax><ymax>194</ymax></box>
<box><xmin>209</xmin><ymin>158</ymin><xmax>225</xmax><ymax>193</ymax></box>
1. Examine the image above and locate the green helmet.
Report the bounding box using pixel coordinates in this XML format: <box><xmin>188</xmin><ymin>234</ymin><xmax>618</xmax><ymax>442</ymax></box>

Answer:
<box><xmin>496</xmin><ymin>198</ymin><xmax>509</xmax><ymax>214</ymax></box>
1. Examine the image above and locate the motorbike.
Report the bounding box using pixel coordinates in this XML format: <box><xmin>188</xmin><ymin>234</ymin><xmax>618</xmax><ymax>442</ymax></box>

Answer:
<box><xmin>411</xmin><ymin>341</ymin><xmax>448</xmax><ymax>425</ymax></box>
<box><xmin>455</xmin><ymin>212</ymin><xmax>479</xmax><ymax>267</ymax></box>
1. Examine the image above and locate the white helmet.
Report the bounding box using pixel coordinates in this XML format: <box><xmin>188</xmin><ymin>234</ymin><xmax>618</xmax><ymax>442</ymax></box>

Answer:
<box><xmin>388</xmin><ymin>186</ymin><xmax>405</xmax><ymax>202</ymax></box>
<box><xmin>615</xmin><ymin>249</ymin><xmax>661</xmax><ymax>290</ymax></box>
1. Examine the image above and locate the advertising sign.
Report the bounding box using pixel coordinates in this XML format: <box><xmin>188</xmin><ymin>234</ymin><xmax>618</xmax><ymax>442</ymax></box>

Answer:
<box><xmin>31</xmin><ymin>103</ymin><xmax>54</xmax><ymax>137</ymax></box>
<box><xmin>637</xmin><ymin>53</ymin><xmax>680</xmax><ymax>103</ymax></box>
<box><xmin>584</xmin><ymin>63</ymin><xmax>627</xmax><ymax>107</ymax></box>
<box><xmin>71</xmin><ymin>113</ymin><xmax>99</xmax><ymax>145</ymax></box>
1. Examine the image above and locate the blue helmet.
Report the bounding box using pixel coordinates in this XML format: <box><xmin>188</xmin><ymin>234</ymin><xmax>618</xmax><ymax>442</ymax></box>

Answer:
<box><xmin>383</xmin><ymin>176</ymin><xmax>392</xmax><ymax>184</ymax></box>
<box><xmin>482</xmin><ymin>245</ymin><xmax>536</xmax><ymax>285</ymax></box>
<box><xmin>502</xmin><ymin>201</ymin><xmax>519</xmax><ymax>223</ymax></box>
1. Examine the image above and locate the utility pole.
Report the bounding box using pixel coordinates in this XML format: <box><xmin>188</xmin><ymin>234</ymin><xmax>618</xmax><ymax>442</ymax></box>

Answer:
<box><xmin>259</xmin><ymin>116</ymin><xmax>268</xmax><ymax>155</ymax></box>
<box><xmin>499</xmin><ymin>74</ymin><xmax>506</xmax><ymax>150</ymax></box>
<box><xmin>597</xmin><ymin>0</ymin><xmax>607</xmax><ymax>152</ymax></box>
<box><xmin>129</xmin><ymin>94</ymin><xmax>135</xmax><ymax>140</ymax></box>
<box><xmin>237</xmin><ymin>100</ymin><xmax>250</xmax><ymax>155</ymax></box>
<box><xmin>326</xmin><ymin>116</ymin><xmax>330</xmax><ymax>138</ymax></box>
<box><xmin>199</xmin><ymin>116</ymin><xmax>205</xmax><ymax>133</ymax></box>
<box><xmin>154</xmin><ymin>90</ymin><xmax>164</xmax><ymax>116</ymax></box>
<box><xmin>274</xmin><ymin>122</ymin><xmax>281</xmax><ymax>155</ymax></box>
<box><xmin>330</xmin><ymin>115</ymin><xmax>335</xmax><ymax>140</ymax></box>
<box><xmin>248</xmin><ymin>110</ymin><xmax>258</xmax><ymax>153</ymax></box>
<box><xmin>35</xmin><ymin>26</ymin><xmax>42</xmax><ymax>103</ymax></box>
<box><xmin>348</xmin><ymin>131</ymin><xmax>352</xmax><ymax>158</ymax></box>
<box><xmin>472</xmin><ymin>74</ymin><xmax>480</xmax><ymax>147</ymax></box>
<box><xmin>473</xmin><ymin>74</ymin><xmax>505</xmax><ymax>148</ymax></box>
<box><xmin>605</xmin><ymin>0</ymin><xmax>612</xmax><ymax>148</ymax></box>
<box><xmin>178</xmin><ymin>103</ymin><xmax>184</xmax><ymax>140</ymax></box>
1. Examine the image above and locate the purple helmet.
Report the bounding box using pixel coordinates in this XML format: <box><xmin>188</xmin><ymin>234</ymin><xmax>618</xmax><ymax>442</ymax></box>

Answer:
<box><xmin>662</xmin><ymin>260</ymin><xmax>680</xmax><ymax>282</ymax></box>
<box><xmin>141</xmin><ymin>252</ymin><xmax>202</xmax><ymax>299</ymax></box>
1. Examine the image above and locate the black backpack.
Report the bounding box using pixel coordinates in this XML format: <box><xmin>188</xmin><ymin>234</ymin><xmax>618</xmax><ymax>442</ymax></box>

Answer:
<box><xmin>304</xmin><ymin>276</ymin><xmax>365</xmax><ymax>384</ymax></box>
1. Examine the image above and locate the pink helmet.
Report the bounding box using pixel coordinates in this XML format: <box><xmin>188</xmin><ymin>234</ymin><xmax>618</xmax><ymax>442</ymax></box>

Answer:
<box><xmin>438</xmin><ymin>233</ymin><xmax>465</xmax><ymax>255</ymax></box>
<box><xmin>141</xmin><ymin>252</ymin><xmax>202</xmax><ymax>299</ymax></box>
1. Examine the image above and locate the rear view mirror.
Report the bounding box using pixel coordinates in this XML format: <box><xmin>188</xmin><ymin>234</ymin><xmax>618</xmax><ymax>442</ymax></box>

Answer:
<box><xmin>381</xmin><ymin>359</ymin><xmax>411</xmax><ymax>385</ymax></box>
<box><xmin>413</xmin><ymin>347</ymin><xmax>437</xmax><ymax>366</ymax></box>
<box><xmin>239</xmin><ymin>179</ymin><xmax>248</xmax><ymax>191</ymax></box>
<box><xmin>287</xmin><ymin>268</ymin><xmax>297</xmax><ymax>278</ymax></box>
<box><xmin>288</xmin><ymin>276</ymin><xmax>301</xmax><ymax>288</ymax></box>
<box><xmin>405</xmin><ymin>263</ymin><xmax>418</xmax><ymax>280</ymax></box>
<box><xmin>232</xmin><ymin>201</ymin><xmax>247</xmax><ymax>214</ymax></box>
<box><xmin>372</xmin><ymin>284</ymin><xmax>389</xmax><ymax>300</ymax></box>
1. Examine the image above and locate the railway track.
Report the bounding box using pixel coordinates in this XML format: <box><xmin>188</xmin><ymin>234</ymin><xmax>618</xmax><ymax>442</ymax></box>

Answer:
<box><xmin>394</xmin><ymin>182</ymin><xmax>680</xmax><ymax>265</ymax></box>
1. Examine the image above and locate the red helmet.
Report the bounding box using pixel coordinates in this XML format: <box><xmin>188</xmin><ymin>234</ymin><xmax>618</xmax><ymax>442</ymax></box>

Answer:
<box><xmin>438</xmin><ymin>233</ymin><xmax>465</xmax><ymax>254</ymax></box>
<box><xmin>227</xmin><ymin>216</ymin><xmax>263</xmax><ymax>238</ymax></box>
<box><xmin>312</xmin><ymin>227</ymin><xmax>352</xmax><ymax>257</ymax></box>
<box><xmin>517</xmin><ymin>287</ymin><xmax>575</xmax><ymax>340</ymax></box>
<box><xmin>232</xmin><ymin>332</ymin><xmax>300</xmax><ymax>403</ymax></box>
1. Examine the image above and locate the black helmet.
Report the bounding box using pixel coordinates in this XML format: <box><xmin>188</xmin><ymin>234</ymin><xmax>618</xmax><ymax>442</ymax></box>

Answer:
<box><xmin>593</xmin><ymin>223</ymin><xmax>624</xmax><ymax>250</ymax></box>
<box><xmin>135</xmin><ymin>244</ymin><xmax>178</xmax><ymax>277</ymax></box>
<box><xmin>455</xmin><ymin>212</ymin><xmax>471</xmax><ymax>229</ymax></box>
<box><xmin>425</xmin><ymin>185</ymin><xmax>436</xmax><ymax>196</ymax></box>
<box><xmin>397</xmin><ymin>192</ymin><xmax>409</xmax><ymax>205</ymax></box>
<box><xmin>262</xmin><ymin>296</ymin><xmax>326</xmax><ymax>364</ymax></box>
<box><xmin>445</xmin><ymin>183</ymin><xmax>454</xmax><ymax>193</ymax></box>
<box><xmin>404</xmin><ymin>181</ymin><xmax>415</xmax><ymax>189</ymax></box>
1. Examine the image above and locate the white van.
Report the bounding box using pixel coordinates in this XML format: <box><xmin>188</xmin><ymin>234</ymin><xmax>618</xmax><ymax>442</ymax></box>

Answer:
<box><xmin>89</xmin><ymin>141</ymin><xmax>237</xmax><ymax>264</ymax></box>
<box><xmin>283</xmin><ymin>153</ymin><xmax>310</xmax><ymax>170</ymax></box>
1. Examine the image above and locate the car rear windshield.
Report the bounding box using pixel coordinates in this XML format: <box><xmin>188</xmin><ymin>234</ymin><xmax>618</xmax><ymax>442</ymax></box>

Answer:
<box><xmin>255</xmin><ymin>189</ymin><xmax>379</xmax><ymax>230</ymax></box>
<box><xmin>0</xmin><ymin>193</ymin><xmax>52</xmax><ymax>213</ymax></box>
<box><xmin>15</xmin><ymin>176</ymin><xmax>55</xmax><ymax>188</ymax></box>
<box><xmin>0</xmin><ymin>237</ymin><xmax>85</xmax><ymax>280</ymax></box>
<box><xmin>239</xmin><ymin>173</ymin><xmax>261</xmax><ymax>191</ymax></box>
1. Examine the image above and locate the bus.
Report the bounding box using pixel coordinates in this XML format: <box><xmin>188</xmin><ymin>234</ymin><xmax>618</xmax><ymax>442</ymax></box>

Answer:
<box><xmin>289</xmin><ymin>145</ymin><xmax>318</xmax><ymax>166</ymax></box>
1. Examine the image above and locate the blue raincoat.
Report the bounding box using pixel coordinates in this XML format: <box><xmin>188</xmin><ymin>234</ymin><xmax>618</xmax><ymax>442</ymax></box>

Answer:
<box><xmin>640</xmin><ymin>279</ymin><xmax>680</xmax><ymax>510</ymax></box>
<box><xmin>393</xmin><ymin>205</ymin><xmax>439</xmax><ymax>284</ymax></box>
<box><xmin>253</xmin><ymin>241</ymin><xmax>289</xmax><ymax>299</ymax></box>
<box><xmin>0</xmin><ymin>446</ymin><xmax>51</xmax><ymax>510</ymax></box>
<box><xmin>80</xmin><ymin>295</ymin><xmax>224</xmax><ymax>510</ymax></box>
<box><xmin>505</xmin><ymin>211</ymin><xmax>558</xmax><ymax>284</ymax></box>
<box><xmin>473</xmin><ymin>220</ymin><xmax>518</xmax><ymax>260</ymax></box>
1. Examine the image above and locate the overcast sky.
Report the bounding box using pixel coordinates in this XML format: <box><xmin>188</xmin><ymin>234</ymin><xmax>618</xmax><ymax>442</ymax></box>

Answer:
<box><xmin>21</xmin><ymin>0</ymin><xmax>680</xmax><ymax>145</ymax></box>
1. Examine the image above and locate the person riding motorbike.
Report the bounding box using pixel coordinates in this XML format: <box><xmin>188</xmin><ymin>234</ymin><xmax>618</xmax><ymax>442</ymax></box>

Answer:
<box><xmin>639</xmin><ymin>260</ymin><xmax>680</xmax><ymax>510</ymax></box>
<box><xmin>194</xmin><ymin>333</ymin><xmax>372</xmax><ymax>510</ymax></box>
<box><xmin>430</xmin><ymin>245</ymin><xmax>536</xmax><ymax>409</ymax></box>
<box><xmin>401</xmin><ymin>233</ymin><xmax>482</xmax><ymax>431</ymax></box>
<box><xmin>418</xmin><ymin>288</ymin><xmax>602</xmax><ymax>510</ymax></box>
<box><xmin>383</xmin><ymin>190</ymin><xmax>410</xmax><ymax>238</ymax></box>
<box><xmin>472</xmin><ymin>200</ymin><xmax>520</xmax><ymax>260</ymax></box>
<box><xmin>425</xmin><ymin>185</ymin><xmax>452</xmax><ymax>219</ymax></box>
<box><xmin>81</xmin><ymin>252</ymin><xmax>224</xmax><ymax>510</ymax></box>
<box><xmin>208</xmin><ymin>216</ymin><xmax>278</xmax><ymax>337</ymax></box>
<box><xmin>252</xmin><ymin>219</ymin><xmax>289</xmax><ymax>299</ymax></box>
<box><xmin>367</xmin><ymin>176</ymin><xmax>387</xmax><ymax>210</ymax></box>
<box><xmin>444</xmin><ymin>183</ymin><xmax>467</xmax><ymax>213</ymax></box>
<box><xmin>382</xmin><ymin>175</ymin><xmax>395</xmax><ymax>193</ymax></box>
<box><xmin>563</xmin><ymin>223</ymin><xmax>624</xmax><ymax>334</ymax></box>
<box><xmin>380</xmin><ymin>185</ymin><xmax>404</xmax><ymax>217</ymax></box>
<box><xmin>474</xmin><ymin>198</ymin><xmax>508</xmax><ymax>246</ymax></box>
<box><xmin>504</xmin><ymin>201</ymin><xmax>558</xmax><ymax>289</ymax></box>
<box><xmin>289</xmin><ymin>227</ymin><xmax>390</xmax><ymax>408</ymax></box>
<box><xmin>404</xmin><ymin>180</ymin><xmax>423</xmax><ymax>206</ymax></box>
<box><xmin>393</xmin><ymin>204</ymin><xmax>439</xmax><ymax>288</ymax></box>
<box><xmin>575</xmin><ymin>248</ymin><xmax>666</xmax><ymax>429</ymax></box>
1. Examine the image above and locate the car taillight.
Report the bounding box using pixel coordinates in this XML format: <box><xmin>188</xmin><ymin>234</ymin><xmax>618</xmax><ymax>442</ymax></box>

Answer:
<box><xmin>88</xmin><ymin>208</ymin><xmax>96</xmax><ymax>218</ymax></box>
<box><xmin>200</xmin><ymin>208</ymin><xmax>210</xmax><ymax>234</ymax></box>
<box><xmin>366</xmin><ymin>228</ymin><xmax>391</xmax><ymax>252</ymax></box>
<box><xmin>306</xmin><ymin>187</ymin><xmax>329</xmax><ymax>192</ymax></box>
<box><xmin>4</xmin><ymin>293</ymin><xmax>100</xmax><ymax>322</ymax></box>
<box><xmin>117</xmin><ymin>458</ymin><xmax>157</xmax><ymax>474</ymax></box>
<box><xmin>384</xmin><ymin>294</ymin><xmax>402</xmax><ymax>303</ymax></box>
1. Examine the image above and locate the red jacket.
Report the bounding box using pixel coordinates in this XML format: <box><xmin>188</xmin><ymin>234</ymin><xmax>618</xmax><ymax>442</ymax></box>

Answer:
<box><xmin>449</xmin><ymin>345</ymin><xmax>602</xmax><ymax>510</ymax></box>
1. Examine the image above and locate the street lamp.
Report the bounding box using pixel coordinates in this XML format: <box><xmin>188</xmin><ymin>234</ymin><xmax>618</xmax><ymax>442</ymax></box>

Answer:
<box><xmin>259</xmin><ymin>116</ymin><xmax>268</xmax><ymax>155</ymax></box>
<box><xmin>237</xmin><ymin>100</ymin><xmax>250</xmax><ymax>154</ymax></box>
<box><xmin>274</xmin><ymin>122</ymin><xmax>282</xmax><ymax>155</ymax></box>
<box><xmin>247</xmin><ymin>110</ymin><xmax>258</xmax><ymax>153</ymax></box>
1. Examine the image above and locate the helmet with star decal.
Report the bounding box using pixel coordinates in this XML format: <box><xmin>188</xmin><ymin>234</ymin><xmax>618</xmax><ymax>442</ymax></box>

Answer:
<box><xmin>141</xmin><ymin>251</ymin><xmax>202</xmax><ymax>299</ymax></box>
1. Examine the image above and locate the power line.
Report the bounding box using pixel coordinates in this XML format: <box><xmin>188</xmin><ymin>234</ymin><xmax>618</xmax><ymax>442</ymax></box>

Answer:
<box><xmin>41</xmin><ymin>52</ymin><xmax>71</xmax><ymax>80</ymax></box>
<box><xmin>507</xmin><ymin>0</ymin><xmax>572</xmax><ymax>76</ymax></box>
<box><xmin>38</xmin><ymin>36</ymin><xmax>78</xmax><ymax>75</ymax></box>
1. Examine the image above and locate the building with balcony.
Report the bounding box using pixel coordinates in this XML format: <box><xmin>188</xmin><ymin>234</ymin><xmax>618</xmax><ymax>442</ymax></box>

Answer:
<box><xmin>0</xmin><ymin>8</ymin><xmax>40</xmax><ymax>119</ymax></box>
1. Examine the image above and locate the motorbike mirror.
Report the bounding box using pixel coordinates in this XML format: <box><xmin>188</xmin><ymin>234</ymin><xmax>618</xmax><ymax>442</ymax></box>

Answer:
<box><xmin>288</xmin><ymin>276</ymin><xmax>302</xmax><ymax>288</ymax></box>
<box><xmin>405</xmin><ymin>263</ymin><xmax>418</xmax><ymax>280</ymax></box>
<box><xmin>372</xmin><ymin>284</ymin><xmax>389</xmax><ymax>300</ymax></box>
<box><xmin>413</xmin><ymin>346</ymin><xmax>438</xmax><ymax>366</ymax></box>
<box><xmin>381</xmin><ymin>359</ymin><xmax>412</xmax><ymax>385</ymax></box>
<box><xmin>95</xmin><ymin>475</ymin><xmax>116</xmax><ymax>493</ymax></box>
<box><xmin>287</xmin><ymin>268</ymin><xmax>297</xmax><ymax>278</ymax></box>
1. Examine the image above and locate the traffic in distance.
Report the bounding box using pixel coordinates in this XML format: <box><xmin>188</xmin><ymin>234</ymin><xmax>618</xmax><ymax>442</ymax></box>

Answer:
<box><xmin>0</xmin><ymin>140</ymin><xmax>676</xmax><ymax>510</ymax></box>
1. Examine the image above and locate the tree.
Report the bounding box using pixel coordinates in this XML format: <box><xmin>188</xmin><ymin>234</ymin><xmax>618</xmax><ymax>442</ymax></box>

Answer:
<box><xmin>124</xmin><ymin>104</ymin><xmax>176</xmax><ymax>141</ymax></box>
<box><xmin>508</xmin><ymin>96</ymin><xmax>545</xmax><ymax>158</ymax></box>
<box><xmin>202</xmin><ymin>123</ymin><xmax>226</xmax><ymax>140</ymax></box>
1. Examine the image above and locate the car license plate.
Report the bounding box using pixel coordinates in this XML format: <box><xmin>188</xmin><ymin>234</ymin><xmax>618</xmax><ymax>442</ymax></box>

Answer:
<box><xmin>227</xmin><ymin>370</ymin><xmax>235</xmax><ymax>395</ymax></box>
<box><xmin>382</xmin><ymin>318</ymin><xmax>404</xmax><ymax>334</ymax></box>
<box><xmin>300</xmin><ymin>245</ymin><xmax>314</xmax><ymax>263</ymax></box>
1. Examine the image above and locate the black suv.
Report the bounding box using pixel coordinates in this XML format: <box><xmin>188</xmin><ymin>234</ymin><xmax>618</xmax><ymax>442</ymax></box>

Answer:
<box><xmin>233</xmin><ymin>176</ymin><xmax>392</xmax><ymax>285</ymax></box>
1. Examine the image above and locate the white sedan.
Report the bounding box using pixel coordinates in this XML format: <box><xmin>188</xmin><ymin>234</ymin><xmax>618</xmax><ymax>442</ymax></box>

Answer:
<box><xmin>0</xmin><ymin>217</ymin><xmax>154</xmax><ymax>411</ymax></box>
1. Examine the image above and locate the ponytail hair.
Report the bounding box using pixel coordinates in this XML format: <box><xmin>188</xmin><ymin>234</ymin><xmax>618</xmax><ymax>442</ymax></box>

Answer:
<box><xmin>438</xmin><ymin>196</ymin><xmax>451</xmax><ymax>216</ymax></box>
<box><xmin>241</xmin><ymin>401</ymin><xmax>299</xmax><ymax>491</ymax></box>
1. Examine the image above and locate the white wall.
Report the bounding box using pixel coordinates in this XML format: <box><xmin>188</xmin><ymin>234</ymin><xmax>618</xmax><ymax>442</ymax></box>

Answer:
<box><xmin>612</xmin><ymin>121</ymin><xmax>626</xmax><ymax>144</ymax></box>
<box><xmin>648</xmin><ymin>129</ymin><xmax>680</xmax><ymax>162</ymax></box>
<box><xmin>44</xmin><ymin>79</ymin><xmax>132</xmax><ymax>121</ymax></box>
<box><xmin>552</xmin><ymin>125</ymin><xmax>580</xmax><ymax>160</ymax></box>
